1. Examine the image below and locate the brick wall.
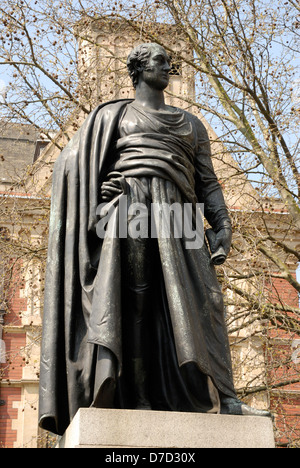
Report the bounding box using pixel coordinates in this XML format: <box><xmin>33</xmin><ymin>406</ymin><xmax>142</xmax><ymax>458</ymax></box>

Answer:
<box><xmin>269</xmin><ymin>276</ymin><xmax>299</xmax><ymax>308</ymax></box>
<box><xmin>6</xmin><ymin>261</ymin><xmax>27</xmax><ymax>327</ymax></box>
<box><xmin>0</xmin><ymin>387</ymin><xmax>22</xmax><ymax>448</ymax></box>
<box><xmin>271</xmin><ymin>394</ymin><xmax>300</xmax><ymax>448</ymax></box>
<box><xmin>266</xmin><ymin>274</ymin><xmax>300</xmax><ymax>447</ymax></box>
<box><xmin>0</xmin><ymin>330</ymin><xmax>26</xmax><ymax>448</ymax></box>
<box><xmin>1</xmin><ymin>333</ymin><xmax>26</xmax><ymax>381</ymax></box>
<box><xmin>0</xmin><ymin>260</ymin><xmax>27</xmax><ymax>448</ymax></box>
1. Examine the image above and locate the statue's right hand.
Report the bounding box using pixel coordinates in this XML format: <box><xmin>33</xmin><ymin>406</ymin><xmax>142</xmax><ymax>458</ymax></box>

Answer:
<box><xmin>101</xmin><ymin>178</ymin><xmax>123</xmax><ymax>202</ymax></box>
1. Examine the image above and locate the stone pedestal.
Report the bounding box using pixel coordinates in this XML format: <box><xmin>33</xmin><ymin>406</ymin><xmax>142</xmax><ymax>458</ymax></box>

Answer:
<box><xmin>57</xmin><ymin>408</ymin><xmax>275</xmax><ymax>448</ymax></box>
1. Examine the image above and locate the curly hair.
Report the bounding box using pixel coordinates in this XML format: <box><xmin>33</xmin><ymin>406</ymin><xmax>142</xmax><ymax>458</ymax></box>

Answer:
<box><xmin>127</xmin><ymin>43</ymin><xmax>156</xmax><ymax>89</ymax></box>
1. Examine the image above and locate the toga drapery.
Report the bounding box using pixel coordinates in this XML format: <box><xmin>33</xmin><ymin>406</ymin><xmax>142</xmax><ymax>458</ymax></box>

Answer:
<box><xmin>38</xmin><ymin>99</ymin><xmax>236</xmax><ymax>436</ymax></box>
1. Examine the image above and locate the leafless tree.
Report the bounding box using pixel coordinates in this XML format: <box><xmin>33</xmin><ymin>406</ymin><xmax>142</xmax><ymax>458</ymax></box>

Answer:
<box><xmin>0</xmin><ymin>0</ymin><xmax>299</xmax><ymax>447</ymax></box>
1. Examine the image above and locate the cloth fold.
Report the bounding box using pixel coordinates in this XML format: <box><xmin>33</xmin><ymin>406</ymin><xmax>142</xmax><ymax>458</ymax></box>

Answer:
<box><xmin>39</xmin><ymin>99</ymin><xmax>236</xmax><ymax>436</ymax></box>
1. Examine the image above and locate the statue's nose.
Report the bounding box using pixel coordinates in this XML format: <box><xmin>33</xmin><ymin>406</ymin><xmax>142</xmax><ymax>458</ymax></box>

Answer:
<box><xmin>163</xmin><ymin>62</ymin><xmax>171</xmax><ymax>72</ymax></box>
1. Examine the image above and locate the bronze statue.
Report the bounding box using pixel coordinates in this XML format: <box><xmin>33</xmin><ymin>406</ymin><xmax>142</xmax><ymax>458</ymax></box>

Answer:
<box><xmin>39</xmin><ymin>43</ymin><xmax>270</xmax><ymax>436</ymax></box>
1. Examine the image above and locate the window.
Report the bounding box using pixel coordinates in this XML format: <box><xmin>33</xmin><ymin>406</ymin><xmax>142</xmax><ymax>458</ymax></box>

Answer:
<box><xmin>170</xmin><ymin>58</ymin><xmax>182</xmax><ymax>76</ymax></box>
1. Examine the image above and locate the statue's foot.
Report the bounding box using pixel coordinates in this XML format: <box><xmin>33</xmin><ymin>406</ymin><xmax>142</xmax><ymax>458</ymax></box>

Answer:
<box><xmin>220</xmin><ymin>396</ymin><xmax>272</xmax><ymax>418</ymax></box>
<box><xmin>135</xmin><ymin>399</ymin><xmax>152</xmax><ymax>410</ymax></box>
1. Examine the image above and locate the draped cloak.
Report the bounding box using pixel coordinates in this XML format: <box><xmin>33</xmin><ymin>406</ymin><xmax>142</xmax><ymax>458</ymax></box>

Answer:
<box><xmin>38</xmin><ymin>99</ymin><xmax>236</xmax><ymax>436</ymax></box>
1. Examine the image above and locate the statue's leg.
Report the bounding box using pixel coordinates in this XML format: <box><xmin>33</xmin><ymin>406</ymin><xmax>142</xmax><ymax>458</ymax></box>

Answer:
<box><xmin>121</xmin><ymin>233</ymin><xmax>156</xmax><ymax>410</ymax></box>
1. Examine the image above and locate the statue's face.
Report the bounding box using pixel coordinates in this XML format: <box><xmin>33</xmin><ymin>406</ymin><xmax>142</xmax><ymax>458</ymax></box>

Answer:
<box><xmin>139</xmin><ymin>45</ymin><xmax>171</xmax><ymax>91</ymax></box>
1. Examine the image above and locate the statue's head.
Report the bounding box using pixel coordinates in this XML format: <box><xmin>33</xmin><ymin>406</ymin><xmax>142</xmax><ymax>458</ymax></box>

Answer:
<box><xmin>127</xmin><ymin>43</ymin><xmax>171</xmax><ymax>90</ymax></box>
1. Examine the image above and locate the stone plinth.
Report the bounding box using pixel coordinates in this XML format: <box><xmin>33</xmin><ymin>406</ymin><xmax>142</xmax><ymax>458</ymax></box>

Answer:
<box><xmin>57</xmin><ymin>408</ymin><xmax>275</xmax><ymax>449</ymax></box>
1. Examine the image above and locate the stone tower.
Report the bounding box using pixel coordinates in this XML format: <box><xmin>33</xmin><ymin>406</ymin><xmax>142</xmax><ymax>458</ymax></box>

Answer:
<box><xmin>76</xmin><ymin>18</ymin><xmax>195</xmax><ymax>110</ymax></box>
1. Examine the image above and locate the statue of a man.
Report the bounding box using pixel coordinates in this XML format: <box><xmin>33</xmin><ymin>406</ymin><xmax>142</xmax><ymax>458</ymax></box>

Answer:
<box><xmin>39</xmin><ymin>43</ymin><xmax>270</xmax><ymax>436</ymax></box>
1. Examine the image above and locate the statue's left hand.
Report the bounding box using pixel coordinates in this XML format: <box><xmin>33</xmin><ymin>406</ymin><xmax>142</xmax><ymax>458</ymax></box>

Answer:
<box><xmin>211</xmin><ymin>228</ymin><xmax>232</xmax><ymax>257</ymax></box>
<box><xmin>101</xmin><ymin>178</ymin><xmax>123</xmax><ymax>202</ymax></box>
